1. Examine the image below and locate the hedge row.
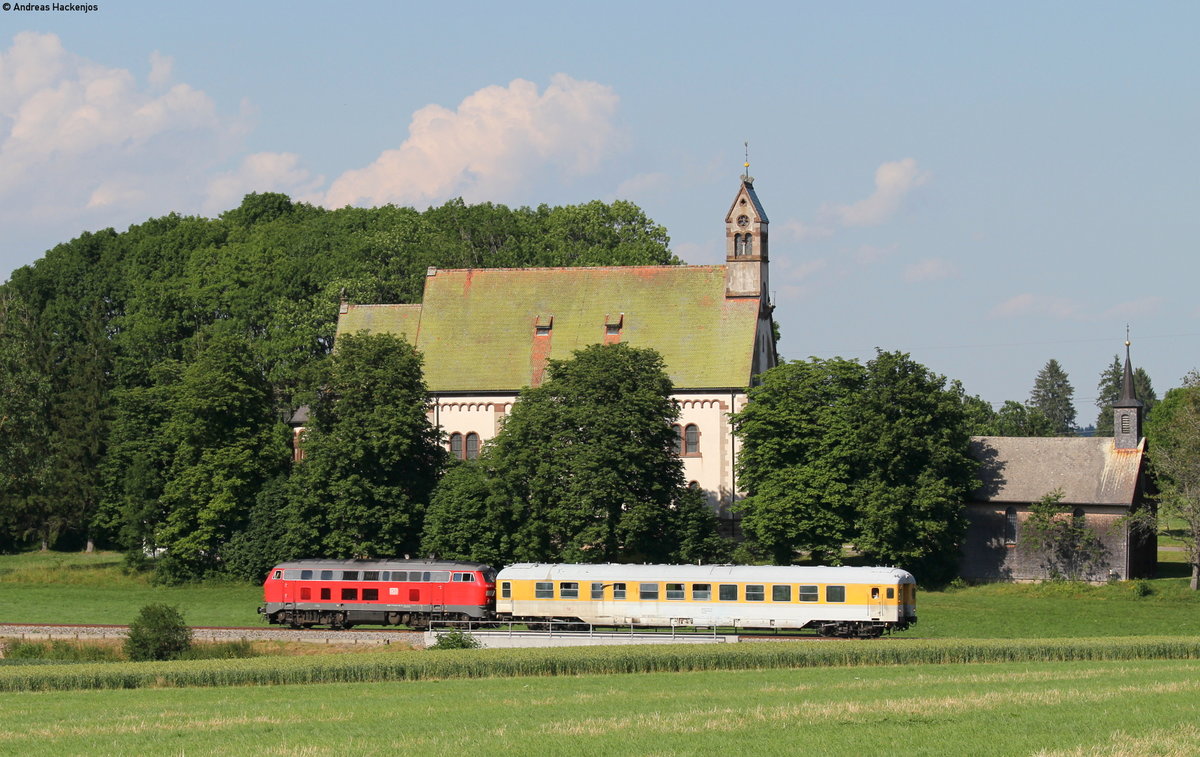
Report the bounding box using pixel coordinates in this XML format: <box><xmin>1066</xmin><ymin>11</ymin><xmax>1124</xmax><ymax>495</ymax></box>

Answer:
<box><xmin>2</xmin><ymin>636</ymin><xmax>1199</xmax><ymax>693</ymax></box>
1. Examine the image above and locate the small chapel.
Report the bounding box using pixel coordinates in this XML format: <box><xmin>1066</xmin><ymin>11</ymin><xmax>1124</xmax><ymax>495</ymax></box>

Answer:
<box><xmin>333</xmin><ymin>177</ymin><xmax>779</xmax><ymax>527</ymax></box>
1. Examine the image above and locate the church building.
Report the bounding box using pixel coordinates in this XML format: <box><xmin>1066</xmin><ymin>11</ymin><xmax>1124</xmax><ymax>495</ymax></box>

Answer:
<box><xmin>960</xmin><ymin>345</ymin><xmax>1156</xmax><ymax>581</ymax></box>
<box><xmin>333</xmin><ymin>178</ymin><xmax>779</xmax><ymax>524</ymax></box>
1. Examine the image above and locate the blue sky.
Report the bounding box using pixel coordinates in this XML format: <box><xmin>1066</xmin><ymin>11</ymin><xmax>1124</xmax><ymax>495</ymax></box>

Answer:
<box><xmin>1</xmin><ymin>1</ymin><xmax>1197</xmax><ymax>418</ymax></box>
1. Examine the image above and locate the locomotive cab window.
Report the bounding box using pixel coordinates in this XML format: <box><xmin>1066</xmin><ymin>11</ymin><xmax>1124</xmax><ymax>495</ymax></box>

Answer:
<box><xmin>535</xmin><ymin>582</ymin><xmax>553</xmax><ymax>599</ymax></box>
<box><xmin>273</xmin><ymin>570</ymin><xmax>282</xmax><ymax>579</ymax></box>
<box><xmin>613</xmin><ymin>583</ymin><xmax>626</xmax><ymax>600</ymax></box>
<box><xmin>826</xmin><ymin>585</ymin><xmax>846</xmax><ymax>603</ymax></box>
<box><xmin>745</xmin><ymin>585</ymin><xmax>765</xmax><ymax>602</ymax></box>
<box><xmin>692</xmin><ymin>583</ymin><xmax>711</xmax><ymax>600</ymax></box>
<box><xmin>718</xmin><ymin>584</ymin><xmax>738</xmax><ymax>601</ymax></box>
<box><xmin>454</xmin><ymin>572</ymin><xmax>474</xmax><ymax>582</ymax></box>
<box><xmin>560</xmin><ymin>582</ymin><xmax>579</xmax><ymax>599</ymax></box>
<box><xmin>772</xmin><ymin>585</ymin><xmax>791</xmax><ymax>602</ymax></box>
<box><xmin>500</xmin><ymin>581</ymin><xmax>511</xmax><ymax>598</ymax></box>
<box><xmin>666</xmin><ymin>583</ymin><xmax>685</xmax><ymax>600</ymax></box>
<box><xmin>799</xmin><ymin>585</ymin><xmax>818</xmax><ymax>602</ymax></box>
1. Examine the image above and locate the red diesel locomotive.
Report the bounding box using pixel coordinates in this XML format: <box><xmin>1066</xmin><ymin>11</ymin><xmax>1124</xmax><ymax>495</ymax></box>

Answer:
<box><xmin>260</xmin><ymin>559</ymin><xmax>495</xmax><ymax>630</ymax></box>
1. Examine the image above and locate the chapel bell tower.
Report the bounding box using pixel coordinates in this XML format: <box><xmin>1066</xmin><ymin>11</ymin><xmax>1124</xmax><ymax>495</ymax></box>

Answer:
<box><xmin>724</xmin><ymin>170</ymin><xmax>769</xmax><ymax>301</ymax></box>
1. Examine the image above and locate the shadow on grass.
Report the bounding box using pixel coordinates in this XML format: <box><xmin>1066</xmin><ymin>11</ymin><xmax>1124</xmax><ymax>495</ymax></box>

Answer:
<box><xmin>1157</xmin><ymin>560</ymin><xmax>1192</xmax><ymax>579</ymax></box>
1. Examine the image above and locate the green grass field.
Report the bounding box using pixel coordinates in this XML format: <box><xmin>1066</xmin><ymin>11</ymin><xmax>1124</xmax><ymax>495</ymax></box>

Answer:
<box><xmin>1</xmin><ymin>658</ymin><xmax>1198</xmax><ymax>755</ymax></box>
<box><xmin>3</xmin><ymin>550</ymin><xmax>1198</xmax><ymax>637</ymax></box>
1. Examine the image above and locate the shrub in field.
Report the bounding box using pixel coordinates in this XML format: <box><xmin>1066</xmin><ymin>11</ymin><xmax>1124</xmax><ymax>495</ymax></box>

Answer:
<box><xmin>124</xmin><ymin>604</ymin><xmax>193</xmax><ymax>661</ymax></box>
<box><xmin>428</xmin><ymin>629</ymin><xmax>481</xmax><ymax>650</ymax></box>
<box><xmin>178</xmin><ymin>641</ymin><xmax>256</xmax><ymax>660</ymax></box>
<box><xmin>2</xmin><ymin>640</ymin><xmax>121</xmax><ymax>662</ymax></box>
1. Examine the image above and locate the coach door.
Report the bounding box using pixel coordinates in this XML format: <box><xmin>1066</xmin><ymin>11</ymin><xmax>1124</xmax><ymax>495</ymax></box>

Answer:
<box><xmin>869</xmin><ymin>587</ymin><xmax>883</xmax><ymax>619</ymax></box>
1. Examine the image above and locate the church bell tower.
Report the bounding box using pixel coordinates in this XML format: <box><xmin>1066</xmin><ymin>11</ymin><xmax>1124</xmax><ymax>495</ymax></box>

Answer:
<box><xmin>724</xmin><ymin>171</ymin><xmax>769</xmax><ymax>301</ymax></box>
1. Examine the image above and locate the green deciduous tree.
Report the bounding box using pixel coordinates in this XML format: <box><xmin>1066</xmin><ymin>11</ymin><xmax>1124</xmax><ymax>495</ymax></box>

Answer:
<box><xmin>284</xmin><ymin>332</ymin><xmax>443</xmax><ymax>560</ymax></box>
<box><xmin>124</xmin><ymin>603</ymin><xmax>192</xmax><ymax>661</ymax></box>
<box><xmin>1020</xmin><ymin>490</ymin><xmax>1109</xmax><ymax>581</ymax></box>
<box><xmin>734</xmin><ymin>351</ymin><xmax>977</xmax><ymax>585</ymax></box>
<box><xmin>422</xmin><ymin>343</ymin><xmax>726</xmax><ymax>564</ymax></box>
<box><xmin>1146</xmin><ymin>385</ymin><xmax>1200</xmax><ymax>590</ymax></box>
<box><xmin>1029</xmin><ymin>359</ymin><xmax>1076</xmax><ymax>435</ymax></box>
<box><xmin>1095</xmin><ymin>355</ymin><xmax>1157</xmax><ymax>436</ymax></box>
<box><xmin>965</xmin><ymin>397</ymin><xmax>1057</xmax><ymax>437</ymax></box>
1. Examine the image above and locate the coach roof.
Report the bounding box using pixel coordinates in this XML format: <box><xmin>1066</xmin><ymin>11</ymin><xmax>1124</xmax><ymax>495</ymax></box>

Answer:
<box><xmin>496</xmin><ymin>563</ymin><xmax>915</xmax><ymax>583</ymax></box>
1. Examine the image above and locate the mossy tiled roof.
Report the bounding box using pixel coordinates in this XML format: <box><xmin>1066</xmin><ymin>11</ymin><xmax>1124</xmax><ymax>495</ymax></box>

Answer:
<box><xmin>336</xmin><ymin>266</ymin><xmax>761</xmax><ymax>392</ymax></box>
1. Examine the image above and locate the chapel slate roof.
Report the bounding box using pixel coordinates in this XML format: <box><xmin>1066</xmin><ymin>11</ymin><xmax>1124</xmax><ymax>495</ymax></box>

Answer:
<box><xmin>335</xmin><ymin>265</ymin><xmax>762</xmax><ymax>393</ymax></box>
<box><xmin>968</xmin><ymin>436</ymin><xmax>1145</xmax><ymax>506</ymax></box>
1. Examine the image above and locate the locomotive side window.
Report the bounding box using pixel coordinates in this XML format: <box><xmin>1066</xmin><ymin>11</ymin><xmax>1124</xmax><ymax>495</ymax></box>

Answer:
<box><xmin>501</xmin><ymin>581</ymin><xmax>511</xmax><ymax>598</ymax></box>
<box><xmin>666</xmin><ymin>583</ymin><xmax>685</xmax><ymax>600</ymax></box>
<box><xmin>363</xmin><ymin>571</ymin><xmax>379</xmax><ymax>581</ymax></box>
<box><xmin>342</xmin><ymin>571</ymin><xmax>359</xmax><ymax>581</ymax></box>
<box><xmin>535</xmin><ymin>582</ymin><xmax>554</xmax><ymax>599</ymax></box>
<box><xmin>393</xmin><ymin>571</ymin><xmax>408</xmax><ymax>581</ymax></box>
<box><xmin>560</xmin><ymin>582</ymin><xmax>579</xmax><ymax>599</ymax></box>
<box><xmin>591</xmin><ymin>582</ymin><xmax>605</xmax><ymax>599</ymax></box>
<box><xmin>320</xmin><ymin>588</ymin><xmax>331</xmax><ymax>600</ymax></box>
<box><xmin>409</xmin><ymin>589</ymin><xmax>420</xmax><ymax>602</ymax></box>
<box><xmin>639</xmin><ymin>583</ymin><xmax>659</xmax><ymax>600</ymax></box>
<box><xmin>718</xmin><ymin>584</ymin><xmax>738</xmax><ymax>601</ymax></box>
<box><xmin>320</xmin><ymin>570</ymin><xmax>333</xmax><ymax>580</ymax></box>
<box><xmin>362</xmin><ymin>589</ymin><xmax>379</xmax><ymax>601</ymax></box>
<box><xmin>431</xmin><ymin>571</ymin><xmax>450</xmax><ymax>582</ymax></box>
<box><xmin>300</xmin><ymin>570</ymin><xmax>313</xmax><ymax>580</ymax></box>
<box><xmin>612</xmin><ymin>583</ymin><xmax>626</xmax><ymax>600</ymax></box>
<box><xmin>799</xmin><ymin>585</ymin><xmax>818</xmax><ymax>602</ymax></box>
<box><xmin>887</xmin><ymin>588</ymin><xmax>895</xmax><ymax>599</ymax></box>
<box><xmin>283</xmin><ymin>570</ymin><xmax>300</xmax><ymax>580</ymax></box>
<box><xmin>772</xmin><ymin>585</ymin><xmax>791</xmax><ymax>602</ymax></box>
<box><xmin>745</xmin><ymin>585</ymin><xmax>765</xmax><ymax>602</ymax></box>
<box><xmin>826</xmin><ymin>585</ymin><xmax>846</xmax><ymax>603</ymax></box>
<box><xmin>342</xmin><ymin>588</ymin><xmax>358</xmax><ymax>600</ymax></box>
<box><xmin>692</xmin><ymin>584</ymin><xmax>711</xmax><ymax>600</ymax></box>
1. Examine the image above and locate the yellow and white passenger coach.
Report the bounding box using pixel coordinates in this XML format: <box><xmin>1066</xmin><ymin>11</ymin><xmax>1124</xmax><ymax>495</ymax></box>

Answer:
<box><xmin>495</xmin><ymin>563</ymin><xmax>917</xmax><ymax>637</ymax></box>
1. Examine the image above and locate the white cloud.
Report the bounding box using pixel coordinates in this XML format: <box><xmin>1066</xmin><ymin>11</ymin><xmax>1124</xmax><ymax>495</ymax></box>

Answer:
<box><xmin>324</xmin><ymin>74</ymin><xmax>620</xmax><ymax>209</ymax></box>
<box><xmin>821</xmin><ymin>158</ymin><xmax>929</xmax><ymax>227</ymax></box>
<box><xmin>147</xmin><ymin>51</ymin><xmax>173</xmax><ymax>88</ymax></box>
<box><xmin>989</xmin><ymin>294</ymin><xmax>1081</xmax><ymax>320</ymax></box>
<box><xmin>205</xmin><ymin>152</ymin><xmax>322</xmax><ymax>214</ymax></box>
<box><xmin>779</xmin><ymin>218</ymin><xmax>834</xmax><ymax>241</ymax></box>
<box><xmin>1101</xmin><ymin>297</ymin><xmax>1163</xmax><ymax>319</ymax></box>
<box><xmin>903</xmin><ymin>257</ymin><xmax>958</xmax><ymax>283</ymax></box>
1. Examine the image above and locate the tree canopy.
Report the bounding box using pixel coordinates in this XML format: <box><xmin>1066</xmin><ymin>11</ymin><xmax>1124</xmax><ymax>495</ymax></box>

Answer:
<box><xmin>421</xmin><ymin>343</ymin><xmax>728</xmax><ymax>565</ymax></box>
<box><xmin>1146</xmin><ymin>385</ymin><xmax>1200</xmax><ymax>590</ymax></box>
<box><xmin>733</xmin><ymin>351</ymin><xmax>978</xmax><ymax>585</ymax></box>
<box><xmin>1094</xmin><ymin>355</ymin><xmax>1157</xmax><ymax>436</ymax></box>
<box><xmin>1029</xmin><ymin>359</ymin><xmax>1076</xmax><ymax>435</ymax></box>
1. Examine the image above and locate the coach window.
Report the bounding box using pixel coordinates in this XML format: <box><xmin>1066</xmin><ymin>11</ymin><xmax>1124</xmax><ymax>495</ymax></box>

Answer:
<box><xmin>362</xmin><ymin>588</ymin><xmax>379</xmax><ymax>601</ymax></box>
<box><xmin>666</xmin><ymin>583</ymin><xmax>685</xmax><ymax>600</ymax></box>
<box><xmin>692</xmin><ymin>583</ymin><xmax>711</xmax><ymax>601</ymax></box>
<box><xmin>612</xmin><ymin>583</ymin><xmax>627</xmax><ymax>600</ymax></box>
<box><xmin>300</xmin><ymin>587</ymin><xmax>311</xmax><ymax>600</ymax></box>
<box><xmin>300</xmin><ymin>570</ymin><xmax>313</xmax><ymax>580</ymax></box>
<box><xmin>320</xmin><ymin>588</ymin><xmax>331</xmax><ymax>600</ymax></box>
<box><xmin>560</xmin><ymin>582</ymin><xmax>579</xmax><ymax>599</ymax></box>
<box><xmin>826</xmin><ymin>585</ymin><xmax>846</xmax><ymax>603</ymax></box>
<box><xmin>341</xmin><ymin>588</ymin><xmax>358</xmax><ymax>600</ymax></box>
<box><xmin>536</xmin><ymin>582</ymin><xmax>554</xmax><ymax>599</ymax></box>
<box><xmin>500</xmin><ymin>581</ymin><xmax>511</xmax><ymax>599</ymax></box>
<box><xmin>342</xmin><ymin>571</ymin><xmax>358</xmax><ymax>581</ymax></box>
<box><xmin>320</xmin><ymin>570</ymin><xmax>333</xmax><ymax>580</ymax></box>
<box><xmin>886</xmin><ymin>588</ymin><xmax>895</xmax><ymax>599</ymax></box>
<box><xmin>363</xmin><ymin>571</ymin><xmax>379</xmax><ymax>581</ymax></box>
<box><xmin>640</xmin><ymin>583</ymin><xmax>659</xmax><ymax>600</ymax></box>
<box><xmin>718</xmin><ymin>584</ymin><xmax>738</xmax><ymax>601</ymax></box>
<box><xmin>746</xmin><ymin>585</ymin><xmax>765</xmax><ymax>602</ymax></box>
<box><xmin>772</xmin><ymin>585</ymin><xmax>791</xmax><ymax>602</ymax></box>
<box><xmin>799</xmin><ymin>585</ymin><xmax>819</xmax><ymax>602</ymax></box>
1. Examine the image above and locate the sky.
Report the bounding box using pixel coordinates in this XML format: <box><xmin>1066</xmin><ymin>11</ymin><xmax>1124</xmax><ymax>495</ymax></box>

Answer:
<box><xmin>1</xmin><ymin>1</ymin><xmax>1197</xmax><ymax>419</ymax></box>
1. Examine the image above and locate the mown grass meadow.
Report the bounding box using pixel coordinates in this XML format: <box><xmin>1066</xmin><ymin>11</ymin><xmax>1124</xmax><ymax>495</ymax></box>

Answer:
<box><xmin>2</xmin><ymin>658</ymin><xmax>1199</xmax><ymax>756</ymax></box>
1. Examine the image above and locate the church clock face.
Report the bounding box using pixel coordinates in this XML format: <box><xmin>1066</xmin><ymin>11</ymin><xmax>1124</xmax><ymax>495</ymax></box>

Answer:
<box><xmin>736</xmin><ymin>214</ymin><xmax>750</xmax><ymax>228</ymax></box>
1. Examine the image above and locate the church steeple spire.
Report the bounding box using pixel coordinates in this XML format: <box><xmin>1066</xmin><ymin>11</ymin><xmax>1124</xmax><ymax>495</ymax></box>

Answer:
<box><xmin>724</xmin><ymin>168</ymin><xmax>769</xmax><ymax>300</ymax></box>
<box><xmin>1113</xmin><ymin>336</ymin><xmax>1144</xmax><ymax>450</ymax></box>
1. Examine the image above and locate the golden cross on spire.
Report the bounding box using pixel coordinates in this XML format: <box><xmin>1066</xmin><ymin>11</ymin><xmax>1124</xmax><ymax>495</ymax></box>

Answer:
<box><xmin>743</xmin><ymin>141</ymin><xmax>750</xmax><ymax>179</ymax></box>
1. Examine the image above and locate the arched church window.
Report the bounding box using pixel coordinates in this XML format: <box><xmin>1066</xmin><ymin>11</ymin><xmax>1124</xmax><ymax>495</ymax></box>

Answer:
<box><xmin>465</xmin><ymin>432</ymin><xmax>481</xmax><ymax>460</ymax></box>
<box><xmin>743</xmin><ymin>234</ymin><xmax>753</xmax><ymax>257</ymax></box>
<box><xmin>684</xmin><ymin>424</ymin><xmax>700</xmax><ymax>455</ymax></box>
<box><xmin>450</xmin><ymin>433</ymin><xmax>464</xmax><ymax>460</ymax></box>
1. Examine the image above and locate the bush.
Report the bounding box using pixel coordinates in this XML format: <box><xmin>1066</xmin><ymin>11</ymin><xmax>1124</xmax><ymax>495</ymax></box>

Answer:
<box><xmin>428</xmin><ymin>629</ymin><xmax>481</xmax><ymax>650</ymax></box>
<box><xmin>124</xmin><ymin>604</ymin><xmax>193</xmax><ymax>661</ymax></box>
<box><xmin>2</xmin><ymin>640</ymin><xmax>121</xmax><ymax>663</ymax></box>
<box><xmin>178</xmin><ymin>641</ymin><xmax>256</xmax><ymax>660</ymax></box>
